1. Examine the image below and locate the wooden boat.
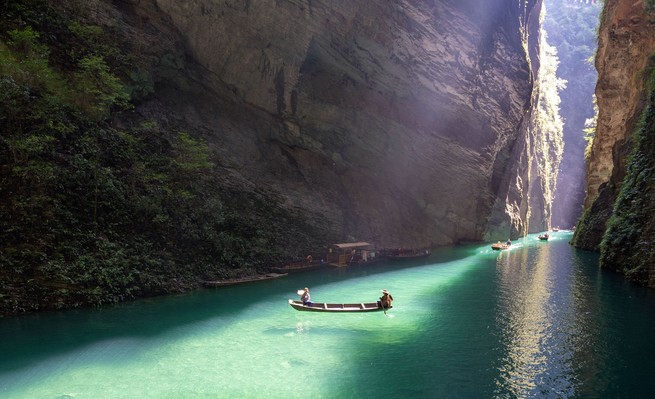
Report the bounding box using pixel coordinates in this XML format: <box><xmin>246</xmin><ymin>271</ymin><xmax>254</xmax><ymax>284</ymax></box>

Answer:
<box><xmin>269</xmin><ymin>261</ymin><xmax>327</xmax><ymax>274</ymax></box>
<box><xmin>203</xmin><ymin>273</ymin><xmax>287</xmax><ymax>287</ymax></box>
<box><xmin>288</xmin><ymin>299</ymin><xmax>389</xmax><ymax>313</ymax></box>
<box><xmin>491</xmin><ymin>242</ymin><xmax>511</xmax><ymax>250</ymax></box>
<box><xmin>326</xmin><ymin>242</ymin><xmax>382</xmax><ymax>267</ymax></box>
<box><xmin>538</xmin><ymin>234</ymin><xmax>549</xmax><ymax>240</ymax></box>
<box><xmin>385</xmin><ymin>249</ymin><xmax>432</xmax><ymax>261</ymax></box>
<box><xmin>552</xmin><ymin>227</ymin><xmax>560</xmax><ymax>232</ymax></box>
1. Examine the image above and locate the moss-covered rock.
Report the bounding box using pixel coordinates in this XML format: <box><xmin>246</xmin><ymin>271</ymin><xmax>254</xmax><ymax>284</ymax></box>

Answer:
<box><xmin>599</xmin><ymin>61</ymin><xmax>655</xmax><ymax>285</ymax></box>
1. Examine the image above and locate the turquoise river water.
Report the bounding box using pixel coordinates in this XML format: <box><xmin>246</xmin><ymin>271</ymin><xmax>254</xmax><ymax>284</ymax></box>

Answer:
<box><xmin>1</xmin><ymin>231</ymin><xmax>655</xmax><ymax>398</ymax></box>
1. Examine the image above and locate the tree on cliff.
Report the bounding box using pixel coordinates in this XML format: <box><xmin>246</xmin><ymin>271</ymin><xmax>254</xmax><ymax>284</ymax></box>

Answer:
<box><xmin>0</xmin><ymin>1</ymin><xmax>325</xmax><ymax>316</ymax></box>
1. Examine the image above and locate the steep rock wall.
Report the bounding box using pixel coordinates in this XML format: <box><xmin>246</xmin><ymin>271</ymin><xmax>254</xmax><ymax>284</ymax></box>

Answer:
<box><xmin>574</xmin><ymin>0</ymin><xmax>655</xmax><ymax>286</ymax></box>
<box><xmin>485</xmin><ymin>10</ymin><xmax>565</xmax><ymax>240</ymax></box>
<box><xmin>127</xmin><ymin>0</ymin><xmax>547</xmax><ymax>247</ymax></box>
<box><xmin>0</xmin><ymin>0</ymin><xmax>559</xmax><ymax>316</ymax></box>
<box><xmin>574</xmin><ymin>0</ymin><xmax>655</xmax><ymax>251</ymax></box>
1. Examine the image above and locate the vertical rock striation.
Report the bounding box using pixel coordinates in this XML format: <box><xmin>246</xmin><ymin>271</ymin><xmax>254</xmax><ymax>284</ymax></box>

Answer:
<box><xmin>0</xmin><ymin>0</ymin><xmax>566</xmax><ymax>314</ymax></box>
<box><xmin>485</xmin><ymin>13</ymin><xmax>564</xmax><ymax>241</ymax></box>
<box><xmin>575</xmin><ymin>0</ymin><xmax>655</xmax><ymax>286</ymax></box>
<box><xmin>575</xmin><ymin>0</ymin><xmax>655</xmax><ymax>246</ymax></box>
<box><xmin>127</xmin><ymin>0</ymin><xmax>548</xmax><ymax>247</ymax></box>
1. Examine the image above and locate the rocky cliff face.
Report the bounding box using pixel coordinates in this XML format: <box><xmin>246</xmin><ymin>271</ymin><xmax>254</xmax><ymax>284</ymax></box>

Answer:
<box><xmin>107</xmin><ymin>0</ymin><xmax>547</xmax><ymax>248</ymax></box>
<box><xmin>575</xmin><ymin>0</ymin><xmax>655</xmax><ymax>247</ymax></box>
<box><xmin>574</xmin><ymin>0</ymin><xmax>655</xmax><ymax>286</ymax></box>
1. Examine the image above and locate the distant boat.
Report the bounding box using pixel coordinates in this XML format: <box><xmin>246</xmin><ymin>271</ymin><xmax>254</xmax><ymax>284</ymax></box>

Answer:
<box><xmin>491</xmin><ymin>242</ymin><xmax>511</xmax><ymax>250</ymax></box>
<box><xmin>552</xmin><ymin>227</ymin><xmax>560</xmax><ymax>232</ymax></box>
<box><xmin>288</xmin><ymin>299</ymin><xmax>388</xmax><ymax>313</ymax></box>
<box><xmin>326</xmin><ymin>242</ymin><xmax>382</xmax><ymax>267</ymax></box>
<box><xmin>538</xmin><ymin>234</ymin><xmax>549</xmax><ymax>241</ymax></box>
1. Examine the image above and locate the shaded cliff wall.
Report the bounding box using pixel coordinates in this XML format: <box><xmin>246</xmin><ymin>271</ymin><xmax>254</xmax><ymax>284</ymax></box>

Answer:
<box><xmin>132</xmin><ymin>0</ymin><xmax>546</xmax><ymax>246</ymax></box>
<box><xmin>573</xmin><ymin>0</ymin><xmax>655</xmax><ymax>286</ymax></box>
<box><xmin>0</xmin><ymin>0</ymin><xmax>555</xmax><ymax>315</ymax></box>
<box><xmin>574</xmin><ymin>0</ymin><xmax>655</xmax><ymax>247</ymax></box>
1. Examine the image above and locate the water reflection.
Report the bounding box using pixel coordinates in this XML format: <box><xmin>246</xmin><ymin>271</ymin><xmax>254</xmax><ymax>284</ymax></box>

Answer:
<box><xmin>493</xmin><ymin>241</ymin><xmax>590</xmax><ymax>397</ymax></box>
<box><xmin>3</xmin><ymin>234</ymin><xmax>655</xmax><ymax>398</ymax></box>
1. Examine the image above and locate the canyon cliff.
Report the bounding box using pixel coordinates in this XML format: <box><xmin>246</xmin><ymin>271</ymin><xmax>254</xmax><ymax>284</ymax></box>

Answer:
<box><xmin>126</xmin><ymin>0</ymin><xmax>549</xmax><ymax>246</ymax></box>
<box><xmin>1</xmin><ymin>0</ymin><xmax>561</xmax><ymax>314</ymax></box>
<box><xmin>573</xmin><ymin>0</ymin><xmax>655</xmax><ymax>287</ymax></box>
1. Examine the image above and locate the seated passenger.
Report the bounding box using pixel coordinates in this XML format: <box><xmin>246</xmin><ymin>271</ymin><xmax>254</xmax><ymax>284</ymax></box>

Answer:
<box><xmin>300</xmin><ymin>287</ymin><xmax>312</xmax><ymax>306</ymax></box>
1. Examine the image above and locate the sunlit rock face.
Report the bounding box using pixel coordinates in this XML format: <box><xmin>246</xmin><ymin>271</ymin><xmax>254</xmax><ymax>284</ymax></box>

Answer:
<box><xmin>484</xmin><ymin>26</ymin><xmax>565</xmax><ymax>241</ymax></box>
<box><xmin>575</xmin><ymin>0</ymin><xmax>655</xmax><ymax>251</ymax></box>
<box><xmin>125</xmin><ymin>0</ymin><xmax>545</xmax><ymax>246</ymax></box>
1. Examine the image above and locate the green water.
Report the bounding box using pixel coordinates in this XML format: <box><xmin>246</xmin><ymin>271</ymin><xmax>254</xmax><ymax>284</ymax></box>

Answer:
<box><xmin>2</xmin><ymin>232</ymin><xmax>655</xmax><ymax>398</ymax></box>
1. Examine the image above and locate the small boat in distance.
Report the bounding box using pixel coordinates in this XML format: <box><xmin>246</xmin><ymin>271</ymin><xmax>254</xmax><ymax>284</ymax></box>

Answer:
<box><xmin>538</xmin><ymin>233</ymin><xmax>549</xmax><ymax>240</ymax></box>
<box><xmin>552</xmin><ymin>227</ymin><xmax>560</xmax><ymax>232</ymax></box>
<box><xmin>491</xmin><ymin>240</ymin><xmax>512</xmax><ymax>251</ymax></box>
<box><xmin>288</xmin><ymin>300</ymin><xmax>388</xmax><ymax>313</ymax></box>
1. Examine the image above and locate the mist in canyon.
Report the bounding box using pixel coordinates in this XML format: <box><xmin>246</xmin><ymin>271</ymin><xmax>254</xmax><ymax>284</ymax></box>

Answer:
<box><xmin>544</xmin><ymin>0</ymin><xmax>602</xmax><ymax>229</ymax></box>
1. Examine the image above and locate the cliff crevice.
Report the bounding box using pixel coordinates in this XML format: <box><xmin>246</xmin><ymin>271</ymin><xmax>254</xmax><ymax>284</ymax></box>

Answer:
<box><xmin>146</xmin><ymin>0</ymin><xmax>549</xmax><ymax>245</ymax></box>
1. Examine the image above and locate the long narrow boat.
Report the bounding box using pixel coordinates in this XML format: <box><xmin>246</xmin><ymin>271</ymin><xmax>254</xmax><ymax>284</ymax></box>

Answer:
<box><xmin>288</xmin><ymin>299</ymin><xmax>389</xmax><ymax>313</ymax></box>
<box><xmin>385</xmin><ymin>249</ymin><xmax>432</xmax><ymax>261</ymax></box>
<box><xmin>269</xmin><ymin>262</ymin><xmax>327</xmax><ymax>274</ymax></box>
<box><xmin>491</xmin><ymin>243</ymin><xmax>511</xmax><ymax>250</ymax></box>
<box><xmin>203</xmin><ymin>273</ymin><xmax>287</xmax><ymax>287</ymax></box>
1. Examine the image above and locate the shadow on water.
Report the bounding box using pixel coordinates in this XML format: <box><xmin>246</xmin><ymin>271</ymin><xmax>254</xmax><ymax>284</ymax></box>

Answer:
<box><xmin>4</xmin><ymin>233</ymin><xmax>655</xmax><ymax>397</ymax></box>
<box><xmin>0</xmin><ymin>244</ymin><xmax>476</xmax><ymax>375</ymax></box>
<box><xmin>0</xmin><ymin>280</ymin><xmax>286</xmax><ymax>374</ymax></box>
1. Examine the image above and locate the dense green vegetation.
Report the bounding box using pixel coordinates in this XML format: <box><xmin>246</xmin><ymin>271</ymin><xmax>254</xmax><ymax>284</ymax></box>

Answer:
<box><xmin>647</xmin><ymin>1</ymin><xmax>655</xmax><ymax>12</ymax></box>
<box><xmin>599</xmin><ymin>60</ymin><xmax>655</xmax><ymax>282</ymax></box>
<box><xmin>0</xmin><ymin>1</ymin><xmax>325</xmax><ymax>315</ymax></box>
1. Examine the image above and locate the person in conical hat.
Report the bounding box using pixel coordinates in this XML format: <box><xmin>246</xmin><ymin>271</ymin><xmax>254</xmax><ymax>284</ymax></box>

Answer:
<box><xmin>379</xmin><ymin>289</ymin><xmax>393</xmax><ymax>310</ymax></box>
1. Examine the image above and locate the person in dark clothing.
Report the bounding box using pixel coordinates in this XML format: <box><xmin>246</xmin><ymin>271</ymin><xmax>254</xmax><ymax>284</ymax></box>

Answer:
<box><xmin>379</xmin><ymin>289</ymin><xmax>393</xmax><ymax>310</ymax></box>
